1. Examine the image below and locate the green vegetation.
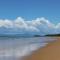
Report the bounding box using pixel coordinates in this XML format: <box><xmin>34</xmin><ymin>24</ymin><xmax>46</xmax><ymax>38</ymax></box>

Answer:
<box><xmin>34</xmin><ymin>34</ymin><xmax>60</xmax><ymax>37</ymax></box>
<box><xmin>45</xmin><ymin>34</ymin><xmax>60</xmax><ymax>36</ymax></box>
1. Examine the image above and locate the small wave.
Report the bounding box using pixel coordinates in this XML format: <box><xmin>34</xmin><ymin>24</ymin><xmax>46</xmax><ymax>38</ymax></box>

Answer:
<box><xmin>0</xmin><ymin>43</ymin><xmax>48</xmax><ymax>60</ymax></box>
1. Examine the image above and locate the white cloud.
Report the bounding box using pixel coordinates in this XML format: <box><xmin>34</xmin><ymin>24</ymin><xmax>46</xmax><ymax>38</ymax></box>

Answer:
<box><xmin>0</xmin><ymin>19</ymin><xmax>13</xmax><ymax>28</ymax></box>
<box><xmin>0</xmin><ymin>17</ymin><xmax>60</xmax><ymax>35</ymax></box>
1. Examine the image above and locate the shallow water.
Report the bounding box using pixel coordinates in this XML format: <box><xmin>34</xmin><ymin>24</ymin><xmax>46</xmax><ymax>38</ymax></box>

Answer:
<box><xmin>0</xmin><ymin>37</ymin><xmax>57</xmax><ymax>60</ymax></box>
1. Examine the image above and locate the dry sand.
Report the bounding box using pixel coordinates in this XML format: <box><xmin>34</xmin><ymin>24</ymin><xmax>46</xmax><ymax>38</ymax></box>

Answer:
<box><xmin>24</xmin><ymin>37</ymin><xmax>60</xmax><ymax>60</ymax></box>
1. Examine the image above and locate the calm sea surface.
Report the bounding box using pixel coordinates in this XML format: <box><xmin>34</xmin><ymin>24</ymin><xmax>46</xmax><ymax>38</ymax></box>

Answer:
<box><xmin>0</xmin><ymin>37</ymin><xmax>57</xmax><ymax>60</ymax></box>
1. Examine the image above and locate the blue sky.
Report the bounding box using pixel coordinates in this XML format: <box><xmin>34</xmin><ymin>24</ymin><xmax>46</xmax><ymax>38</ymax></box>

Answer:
<box><xmin>0</xmin><ymin>0</ymin><xmax>60</xmax><ymax>23</ymax></box>
<box><xmin>0</xmin><ymin>0</ymin><xmax>60</xmax><ymax>35</ymax></box>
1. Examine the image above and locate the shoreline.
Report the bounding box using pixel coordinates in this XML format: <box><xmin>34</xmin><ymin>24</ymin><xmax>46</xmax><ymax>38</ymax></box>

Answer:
<box><xmin>23</xmin><ymin>37</ymin><xmax>60</xmax><ymax>60</ymax></box>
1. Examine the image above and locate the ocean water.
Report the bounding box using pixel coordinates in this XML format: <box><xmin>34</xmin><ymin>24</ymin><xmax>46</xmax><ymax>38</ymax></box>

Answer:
<box><xmin>0</xmin><ymin>37</ymin><xmax>57</xmax><ymax>60</ymax></box>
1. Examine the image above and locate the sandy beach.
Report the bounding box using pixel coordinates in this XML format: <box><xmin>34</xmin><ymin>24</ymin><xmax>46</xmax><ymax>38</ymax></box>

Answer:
<box><xmin>24</xmin><ymin>37</ymin><xmax>60</xmax><ymax>60</ymax></box>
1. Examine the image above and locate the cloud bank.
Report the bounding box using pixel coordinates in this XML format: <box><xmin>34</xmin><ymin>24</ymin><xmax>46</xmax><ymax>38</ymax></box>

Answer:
<box><xmin>0</xmin><ymin>17</ymin><xmax>60</xmax><ymax>35</ymax></box>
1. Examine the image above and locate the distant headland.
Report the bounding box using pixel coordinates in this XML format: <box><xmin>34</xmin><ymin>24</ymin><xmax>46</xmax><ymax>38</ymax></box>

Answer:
<box><xmin>34</xmin><ymin>34</ymin><xmax>60</xmax><ymax>37</ymax></box>
<box><xmin>45</xmin><ymin>34</ymin><xmax>60</xmax><ymax>36</ymax></box>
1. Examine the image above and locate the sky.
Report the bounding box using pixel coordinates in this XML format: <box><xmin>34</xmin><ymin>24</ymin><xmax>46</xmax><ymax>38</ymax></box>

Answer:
<box><xmin>0</xmin><ymin>0</ymin><xmax>60</xmax><ymax>23</ymax></box>
<box><xmin>0</xmin><ymin>0</ymin><xmax>60</xmax><ymax>35</ymax></box>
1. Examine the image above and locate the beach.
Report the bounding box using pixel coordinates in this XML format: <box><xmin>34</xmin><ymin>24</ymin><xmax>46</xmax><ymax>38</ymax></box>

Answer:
<box><xmin>24</xmin><ymin>37</ymin><xmax>60</xmax><ymax>60</ymax></box>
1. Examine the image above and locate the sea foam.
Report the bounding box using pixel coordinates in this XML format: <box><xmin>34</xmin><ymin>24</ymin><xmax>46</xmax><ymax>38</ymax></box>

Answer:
<box><xmin>0</xmin><ymin>43</ymin><xmax>48</xmax><ymax>60</ymax></box>
<box><xmin>0</xmin><ymin>37</ymin><xmax>56</xmax><ymax>60</ymax></box>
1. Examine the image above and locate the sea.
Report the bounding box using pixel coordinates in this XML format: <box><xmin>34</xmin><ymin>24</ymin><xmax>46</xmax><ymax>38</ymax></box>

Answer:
<box><xmin>0</xmin><ymin>36</ymin><xmax>57</xmax><ymax>60</ymax></box>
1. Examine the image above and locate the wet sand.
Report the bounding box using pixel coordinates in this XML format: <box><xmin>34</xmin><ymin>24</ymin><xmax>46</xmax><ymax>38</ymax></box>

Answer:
<box><xmin>24</xmin><ymin>37</ymin><xmax>60</xmax><ymax>60</ymax></box>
